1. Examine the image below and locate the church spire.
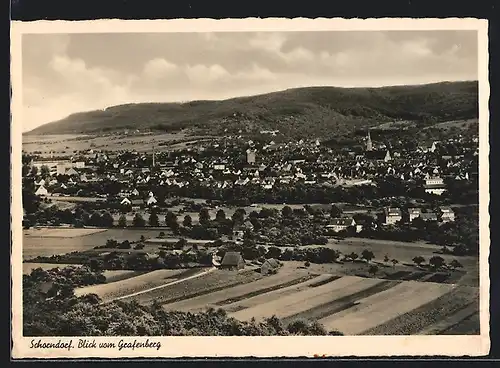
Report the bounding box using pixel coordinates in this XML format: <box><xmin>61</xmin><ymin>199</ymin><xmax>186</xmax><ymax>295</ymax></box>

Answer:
<box><xmin>366</xmin><ymin>130</ymin><xmax>373</xmax><ymax>151</ymax></box>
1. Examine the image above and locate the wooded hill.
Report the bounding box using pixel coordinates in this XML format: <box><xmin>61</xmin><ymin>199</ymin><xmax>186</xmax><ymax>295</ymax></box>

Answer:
<box><xmin>27</xmin><ymin>81</ymin><xmax>478</xmax><ymax>139</ymax></box>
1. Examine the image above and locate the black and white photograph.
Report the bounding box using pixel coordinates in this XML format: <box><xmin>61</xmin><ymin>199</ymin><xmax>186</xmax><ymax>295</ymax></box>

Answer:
<box><xmin>11</xmin><ymin>18</ymin><xmax>490</xmax><ymax>358</ymax></box>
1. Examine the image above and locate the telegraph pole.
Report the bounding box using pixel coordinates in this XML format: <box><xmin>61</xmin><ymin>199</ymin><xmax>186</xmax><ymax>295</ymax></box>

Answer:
<box><xmin>152</xmin><ymin>144</ymin><xmax>156</xmax><ymax>168</ymax></box>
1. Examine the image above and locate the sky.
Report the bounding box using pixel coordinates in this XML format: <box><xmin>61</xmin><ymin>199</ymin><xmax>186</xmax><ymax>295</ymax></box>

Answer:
<box><xmin>21</xmin><ymin>30</ymin><xmax>478</xmax><ymax>132</ymax></box>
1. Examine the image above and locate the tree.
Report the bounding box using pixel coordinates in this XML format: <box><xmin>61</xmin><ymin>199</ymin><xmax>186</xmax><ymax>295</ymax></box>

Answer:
<box><xmin>281</xmin><ymin>206</ymin><xmax>293</xmax><ymax>218</ymax></box>
<box><xmin>40</xmin><ymin>165</ymin><xmax>50</xmax><ymax>178</ymax></box>
<box><xmin>89</xmin><ymin>212</ymin><xmax>102</xmax><ymax>227</ymax></box>
<box><xmin>199</xmin><ymin>208</ymin><xmax>211</xmax><ymax>225</ymax></box>
<box><xmin>266</xmin><ymin>246</ymin><xmax>282</xmax><ymax>259</ymax></box>
<box><xmin>175</xmin><ymin>238</ymin><xmax>187</xmax><ymax>249</ymax></box>
<box><xmin>30</xmin><ymin>165</ymin><xmax>38</xmax><ymax>176</ymax></box>
<box><xmin>361</xmin><ymin>249</ymin><xmax>375</xmax><ymax>263</ymax></box>
<box><xmin>149</xmin><ymin>211</ymin><xmax>159</xmax><ymax>227</ymax></box>
<box><xmin>304</xmin><ymin>261</ymin><xmax>310</xmax><ymax>268</ymax></box>
<box><xmin>118</xmin><ymin>214</ymin><xmax>127</xmax><ymax>228</ymax></box>
<box><xmin>384</xmin><ymin>254</ymin><xmax>390</xmax><ymax>263</ymax></box>
<box><xmin>140</xmin><ymin>235</ymin><xmax>146</xmax><ymax>242</ymax></box>
<box><xmin>132</xmin><ymin>213</ymin><xmax>146</xmax><ymax>227</ymax></box>
<box><xmin>89</xmin><ymin>258</ymin><xmax>103</xmax><ymax>272</ymax></box>
<box><xmin>412</xmin><ymin>256</ymin><xmax>425</xmax><ymax>267</ymax></box>
<box><xmin>391</xmin><ymin>259</ymin><xmax>399</xmax><ymax>268</ymax></box>
<box><xmin>165</xmin><ymin>211</ymin><xmax>178</xmax><ymax>227</ymax></box>
<box><xmin>101</xmin><ymin>211</ymin><xmax>114</xmax><ymax>227</ymax></box>
<box><xmin>449</xmin><ymin>259</ymin><xmax>463</xmax><ymax>270</ymax></box>
<box><xmin>158</xmin><ymin>232</ymin><xmax>165</xmax><ymax>239</ymax></box>
<box><xmin>183</xmin><ymin>215</ymin><xmax>193</xmax><ymax>227</ymax></box>
<box><xmin>429</xmin><ymin>256</ymin><xmax>445</xmax><ymax>270</ymax></box>
<box><xmin>232</xmin><ymin>208</ymin><xmax>246</xmax><ymax>225</ymax></box>
<box><xmin>368</xmin><ymin>264</ymin><xmax>378</xmax><ymax>277</ymax></box>
<box><xmin>330</xmin><ymin>204</ymin><xmax>342</xmax><ymax>218</ymax></box>
<box><xmin>215</xmin><ymin>209</ymin><xmax>226</xmax><ymax>222</ymax></box>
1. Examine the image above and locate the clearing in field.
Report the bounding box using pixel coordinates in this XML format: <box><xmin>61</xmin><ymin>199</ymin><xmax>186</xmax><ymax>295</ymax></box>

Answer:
<box><xmin>24</xmin><ymin>228</ymin><xmax>107</xmax><ymax>238</ymax></box>
<box><xmin>319</xmin><ymin>280</ymin><xmax>454</xmax><ymax>335</ymax></box>
<box><xmin>74</xmin><ymin>268</ymin><xmax>201</xmax><ymax>302</ymax></box>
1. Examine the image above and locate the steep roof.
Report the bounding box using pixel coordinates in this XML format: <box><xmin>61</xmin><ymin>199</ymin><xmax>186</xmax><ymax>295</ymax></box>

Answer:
<box><xmin>420</xmin><ymin>212</ymin><xmax>438</xmax><ymax>220</ymax></box>
<box><xmin>221</xmin><ymin>251</ymin><xmax>244</xmax><ymax>266</ymax></box>
<box><xmin>329</xmin><ymin>217</ymin><xmax>355</xmax><ymax>226</ymax></box>
<box><xmin>262</xmin><ymin>258</ymin><xmax>280</xmax><ymax>269</ymax></box>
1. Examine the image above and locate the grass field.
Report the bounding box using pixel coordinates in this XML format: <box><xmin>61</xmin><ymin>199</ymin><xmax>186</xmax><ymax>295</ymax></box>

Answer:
<box><xmin>24</xmin><ymin>228</ymin><xmax>106</xmax><ymax>238</ymax></box>
<box><xmin>23</xmin><ymin>228</ymin><xmax>178</xmax><ymax>260</ymax></box>
<box><xmin>22</xmin><ymin>133</ymin><xmax>203</xmax><ymax>155</ymax></box>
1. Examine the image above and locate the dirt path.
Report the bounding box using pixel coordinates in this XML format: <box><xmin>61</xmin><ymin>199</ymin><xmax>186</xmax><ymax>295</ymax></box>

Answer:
<box><xmin>107</xmin><ymin>267</ymin><xmax>217</xmax><ymax>303</ymax></box>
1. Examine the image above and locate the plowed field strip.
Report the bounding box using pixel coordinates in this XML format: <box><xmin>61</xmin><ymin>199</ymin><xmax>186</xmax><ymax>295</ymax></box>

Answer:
<box><xmin>362</xmin><ymin>286</ymin><xmax>479</xmax><ymax>335</ymax></box>
<box><xmin>283</xmin><ymin>280</ymin><xmax>401</xmax><ymax>323</ymax></box>
<box><xmin>440</xmin><ymin>312</ymin><xmax>480</xmax><ymax>335</ymax></box>
<box><xmin>122</xmin><ymin>270</ymin><xmax>264</xmax><ymax>305</ymax></box>
<box><xmin>223</xmin><ymin>274</ymin><xmax>338</xmax><ymax>313</ymax></box>
<box><xmin>401</xmin><ymin>271</ymin><xmax>428</xmax><ymax>281</ymax></box>
<box><xmin>214</xmin><ymin>275</ymin><xmax>319</xmax><ymax>306</ymax></box>
<box><xmin>160</xmin><ymin>279</ymin><xmax>260</xmax><ymax>305</ymax></box>
<box><xmin>417</xmin><ymin>303</ymin><xmax>479</xmax><ymax>335</ymax></box>
<box><xmin>162</xmin><ymin>272</ymin><xmax>319</xmax><ymax>312</ymax></box>
<box><xmin>229</xmin><ymin>276</ymin><xmax>374</xmax><ymax>321</ymax></box>
<box><xmin>308</xmin><ymin>275</ymin><xmax>343</xmax><ymax>288</ymax></box>
<box><xmin>320</xmin><ymin>281</ymin><xmax>453</xmax><ymax>335</ymax></box>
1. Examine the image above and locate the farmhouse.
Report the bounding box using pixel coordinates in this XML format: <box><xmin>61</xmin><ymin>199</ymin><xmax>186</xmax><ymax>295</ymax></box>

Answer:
<box><xmin>120</xmin><ymin>197</ymin><xmax>132</xmax><ymax>206</ymax></box>
<box><xmin>384</xmin><ymin>207</ymin><xmax>402</xmax><ymax>225</ymax></box>
<box><xmin>35</xmin><ymin>185</ymin><xmax>49</xmax><ymax>196</ymax></box>
<box><xmin>420</xmin><ymin>212</ymin><xmax>438</xmax><ymax>222</ymax></box>
<box><xmin>424</xmin><ymin>177</ymin><xmax>447</xmax><ymax>195</ymax></box>
<box><xmin>326</xmin><ymin>217</ymin><xmax>356</xmax><ymax>233</ymax></box>
<box><xmin>261</xmin><ymin>258</ymin><xmax>281</xmax><ymax>275</ymax></box>
<box><xmin>408</xmin><ymin>208</ymin><xmax>422</xmax><ymax>222</ymax></box>
<box><xmin>220</xmin><ymin>251</ymin><xmax>245</xmax><ymax>270</ymax></box>
<box><xmin>365</xmin><ymin>150</ymin><xmax>392</xmax><ymax>162</ymax></box>
<box><xmin>439</xmin><ymin>207</ymin><xmax>456</xmax><ymax>222</ymax></box>
<box><xmin>246</xmin><ymin>149</ymin><xmax>257</xmax><ymax>164</ymax></box>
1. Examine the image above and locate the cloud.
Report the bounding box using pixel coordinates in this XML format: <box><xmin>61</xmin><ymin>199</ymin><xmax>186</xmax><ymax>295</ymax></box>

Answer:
<box><xmin>21</xmin><ymin>31</ymin><xmax>478</xmax><ymax>132</ymax></box>
<box><xmin>143</xmin><ymin>58</ymin><xmax>179</xmax><ymax>79</ymax></box>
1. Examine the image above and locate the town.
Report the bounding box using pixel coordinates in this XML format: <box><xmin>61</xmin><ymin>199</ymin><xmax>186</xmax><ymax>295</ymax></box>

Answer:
<box><xmin>23</xmin><ymin>126</ymin><xmax>479</xmax><ymax>248</ymax></box>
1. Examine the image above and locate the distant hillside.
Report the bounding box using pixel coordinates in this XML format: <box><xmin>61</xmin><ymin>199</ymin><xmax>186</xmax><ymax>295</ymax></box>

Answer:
<box><xmin>27</xmin><ymin>81</ymin><xmax>478</xmax><ymax>138</ymax></box>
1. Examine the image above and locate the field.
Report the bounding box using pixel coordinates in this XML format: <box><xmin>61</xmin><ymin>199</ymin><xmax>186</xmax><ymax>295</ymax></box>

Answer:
<box><xmin>23</xmin><ymin>228</ymin><xmax>177</xmax><ymax>260</ymax></box>
<box><xmin>103</xmin><ymin>262</ymin><xmax>480</xmax><ymax>335</ymax></box>
<box><xmin>22</xmin><ymin>133</ymin><xmax>213</xmax><ymax>156</ymax></box>
<box><xmin>24</xmin><ymin>228</ymin><xmax>106</xmax><ymax>238</ymax></box>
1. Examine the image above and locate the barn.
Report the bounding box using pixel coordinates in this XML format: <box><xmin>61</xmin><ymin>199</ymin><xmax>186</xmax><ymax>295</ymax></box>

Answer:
<box><xmin>220</xmin><ymin>251</ymin><xmax>245</xmax><ymax>270</ymax></box>
<box><xmin>261</xmin><ymin>258</ymin><xmax>281</xmax><ymax>275</ymax></box>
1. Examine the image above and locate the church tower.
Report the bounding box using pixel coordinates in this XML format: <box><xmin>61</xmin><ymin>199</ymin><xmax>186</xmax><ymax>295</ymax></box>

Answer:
<box><xmin>366</xmin><ymin>130</ymin><xmax>373</xmax><ymax>151</ymax></box>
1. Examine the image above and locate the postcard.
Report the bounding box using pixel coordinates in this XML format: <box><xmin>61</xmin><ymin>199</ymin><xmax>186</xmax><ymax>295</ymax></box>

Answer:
<box><xmin>11</xmin><ymin>17</ymin><xmax>490</xmax><ymax>358</ymax></box>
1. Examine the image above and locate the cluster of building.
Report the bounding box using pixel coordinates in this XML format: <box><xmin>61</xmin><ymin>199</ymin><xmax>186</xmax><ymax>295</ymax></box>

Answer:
<box><xmin>326</xmin><ymin>206</ymin><xmax>456</xmax><ymax>234</ymax></box>
<box><xmin>27</xmin><ymin>131</ymin><xmax>478</xmax><ymax>205</ymax></box>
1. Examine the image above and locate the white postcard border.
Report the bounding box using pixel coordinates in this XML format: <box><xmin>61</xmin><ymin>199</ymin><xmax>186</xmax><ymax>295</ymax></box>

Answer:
<box><xmin>10</xmin><ymin>17</ymin><xmax>490</xmax><ymax>358</ymax></box>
